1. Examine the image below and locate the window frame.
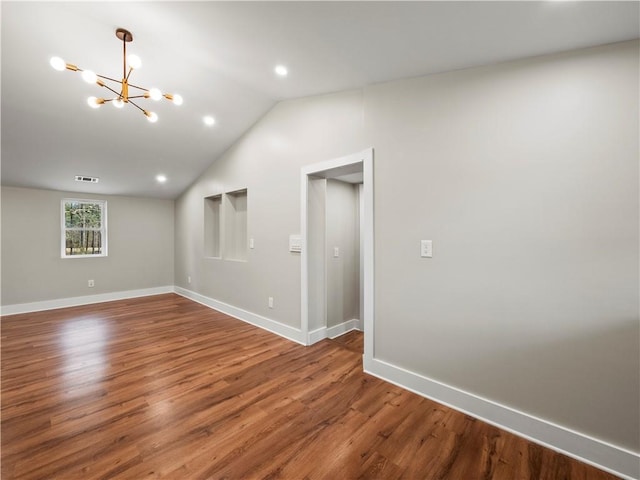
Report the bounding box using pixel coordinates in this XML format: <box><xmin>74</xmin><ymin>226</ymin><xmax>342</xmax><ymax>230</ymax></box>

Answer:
<box><xmin>61</xmin><ymin>198</ymin><xmax>108</xmax><ymax>258</ymax></box>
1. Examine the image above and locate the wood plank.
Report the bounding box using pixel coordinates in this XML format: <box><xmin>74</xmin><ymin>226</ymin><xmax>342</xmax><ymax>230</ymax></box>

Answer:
<box><xmin>1</xmin><ymin>294</ymin><xmax>621</xmax><ymax>479</ymax></box>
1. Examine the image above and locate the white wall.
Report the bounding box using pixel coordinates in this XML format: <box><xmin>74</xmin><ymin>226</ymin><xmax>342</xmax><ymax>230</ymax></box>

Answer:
<box><xmin>326</xmin><ymin>179</ymin><xmax>360</xmax><ymax>328</ymax></box>
<box><xmin>1</xmin><ymin>186</ymin><xmax>175</xmax><ymax>307</ymax></box>
<box><xmin>176</xmin><ymin>40</ymin><xmax>638</xmax><ymax>472</ymax></box>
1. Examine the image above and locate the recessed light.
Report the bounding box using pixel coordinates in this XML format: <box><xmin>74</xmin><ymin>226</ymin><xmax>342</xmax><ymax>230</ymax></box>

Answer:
<box><xmin>156</xmin><ymin>174</ymin><xmax>167</xmax><ymax>183</ymax></box>
<box><xmin>203</xmin><ymin>115</ymin><xmax>216</xmax><ymax>126</ymax></box>
<box><xmin>274</xmin><ymin>65</ymin><xmax>288</xmax><ymax>77</ymax></box>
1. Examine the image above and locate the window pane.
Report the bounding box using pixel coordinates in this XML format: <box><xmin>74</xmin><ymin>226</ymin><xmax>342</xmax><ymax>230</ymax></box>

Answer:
<box><xmin>65</xmin><ymin>202</ymin><xmax>102</xmax><ymax>229</ymax></box>
<box><xmin>65</xmin><ymin>230</ymin><xmax>103</xmax><ymax>256</ymax></box>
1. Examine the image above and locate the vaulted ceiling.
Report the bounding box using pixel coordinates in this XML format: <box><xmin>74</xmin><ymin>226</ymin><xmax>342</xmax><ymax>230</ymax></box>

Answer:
<box><xmin>2</xmin><ymin>1</ymin><xmax>638</xmax><ymax>199</ymax></box>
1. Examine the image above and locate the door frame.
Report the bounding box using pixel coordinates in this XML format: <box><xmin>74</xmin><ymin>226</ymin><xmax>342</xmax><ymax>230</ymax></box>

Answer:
<box><xmin>300</xmin><ymin>148</ymin><xmax>374</xmax><ymax>362</ymax></box>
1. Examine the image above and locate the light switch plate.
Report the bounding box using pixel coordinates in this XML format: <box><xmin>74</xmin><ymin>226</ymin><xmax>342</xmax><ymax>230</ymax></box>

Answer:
<box><xmin>421</xmin><ymin>240</ymin><xmax>432</xmax><ymax>258</ymax></box>
<box><xmin>334</xmin><ymin>247</ymin><xmax>340</xmax><ymax>258</ymax></box>
<box><xmin>289</xmin><ymin>234</ymin><xmax>302</xmax><ymax>253</ymax></box>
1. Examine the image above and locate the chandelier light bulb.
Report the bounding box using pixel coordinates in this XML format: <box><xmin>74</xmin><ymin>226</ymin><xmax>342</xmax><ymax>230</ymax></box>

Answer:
<box><xmin>113</xmin><ymin>99</ymin><xmax>125</xmax><ymax>109</ymax></box>
<box><xmin>148</xmin><ymin>88</ymin><xmax>162</xmax><ymax>101</ymax></box>
<box><xmin>172</xmin><ymin>94</ymin><xmax>183</xmax><ymax>106</ymax></box>
<box><xmin>145</xmin><ymin>111</ymin><xmax>158</xmax><ymax>123</ymax></box>
<box><xmin>50</xmin><ymin>56</ymin><xmax>66</xmax><ymax>71</ymax></box>
<box><xmin>82</xmin><ymin>70</ymin><xmax>97</xmax><ymax>84</ymax></box>
<box><xmin>127</xmin><ymin>54</ymin><xmax>142</xmax><ymax>69</ymax></box>
<box><xmin>87</xmin><ymin>96</ymin><xmax>103</xmax><ymax>109</ymax></box>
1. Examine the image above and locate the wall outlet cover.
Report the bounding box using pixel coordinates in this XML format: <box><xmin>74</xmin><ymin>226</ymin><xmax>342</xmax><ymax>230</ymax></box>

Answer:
<box><xmin>421</xmin><ymin>240</ymin><xmax>433</xmax><ymax>258</ymax></box>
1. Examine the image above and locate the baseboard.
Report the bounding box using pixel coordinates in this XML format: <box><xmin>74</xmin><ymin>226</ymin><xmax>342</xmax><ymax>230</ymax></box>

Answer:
<box><xmin>308</xmin><ymin>327</ymin><xmax>328</xmax><ymax>345</ymax></box>
<box><xmin>174</xmin><ymin>287</ymin><xmax>306</xmax><ymax>345</ymax></box>
<box><xmin>0</xmin><ymin>286</ymin><xmax>174</xmax><ymax>316</ymax></box>
<box><xmin>364</xmin><ymin>356</ymin><xmax>639</xmax><ymax>480</ymax></box>
<box><xmin>307</xmin><ymin>318</ymin><xmax>360</xmax><ymax>344</ymax></box>
<box><xmin>328</xmin><ymin>318</ymin><xmax>360</xmax><ymax>338</ymax></box>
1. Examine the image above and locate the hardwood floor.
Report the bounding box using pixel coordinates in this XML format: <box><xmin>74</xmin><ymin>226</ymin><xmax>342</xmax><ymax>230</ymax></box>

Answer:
<box><xmin>1</xmin><ymin>294</ymin><xmax>619</xmax><ymax>479</ymax></box>
<box><xmin>328</xmin><ymin>329</ymin><xmax>364</xmax><ymax>354</ymax></box>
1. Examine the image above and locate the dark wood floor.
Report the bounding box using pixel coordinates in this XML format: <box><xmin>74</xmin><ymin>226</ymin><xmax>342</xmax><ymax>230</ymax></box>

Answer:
<box><xmin>1</xmin><ymin>294</ymin><xmax>619</xmax><ymax>479</ymax></box>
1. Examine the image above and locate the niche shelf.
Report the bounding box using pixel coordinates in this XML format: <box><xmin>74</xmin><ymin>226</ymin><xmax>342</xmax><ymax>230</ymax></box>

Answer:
<box><xmin>224</xmin><ymin>189</ymin><xmax>248</xmax><ymax>261</ymax></box>
<box><xmin>204</xmin><ymin>194</ymin><xmax>222</xmax><ymax>258</ymax></box>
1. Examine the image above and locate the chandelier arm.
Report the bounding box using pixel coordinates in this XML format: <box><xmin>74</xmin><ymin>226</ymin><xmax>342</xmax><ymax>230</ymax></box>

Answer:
<box><xmin>125</xmin><ymin>68</ymin><xmax>134</xmax><ymax>83</ymax></box>
<box><xmin>122</xmin><ymin>32</ymin><xmax>127</xmax><ymax>80</ymax></box>
<box><xmin>128</xmin><ymin>99</ymin><xmax>146</xmax><ymax>113</ymax></box>
<box><xmin>127</xmin><ymin>95</ymin><xmax>149</xmax><ymax>100</ymax></box>
<box><xmin>99</xmin><ymin>83</ymin><xmax>124</xmax><ymax>98</ymax></box>
<box><xmin>127</xmin><ymin>82</ymin><xmax>150</xmax><ymax>91</ymax></box>
<box><xmin>96</xmin><ymin>73</ymin><xmax>121</xmax><ymax>84</ymax></box>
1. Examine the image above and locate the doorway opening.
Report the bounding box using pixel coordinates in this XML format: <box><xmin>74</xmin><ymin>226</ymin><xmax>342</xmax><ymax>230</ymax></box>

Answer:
<box><xmin>301</xmin><ymin>148</ymin><xmax>373</xmax><ymax>362</ymax></box>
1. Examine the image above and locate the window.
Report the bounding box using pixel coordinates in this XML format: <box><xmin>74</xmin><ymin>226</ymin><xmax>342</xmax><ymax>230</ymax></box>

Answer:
<box><xmin>61</xmin><ymin>199</ymin><xmax>107</xmax><ymax>257</ymax></box>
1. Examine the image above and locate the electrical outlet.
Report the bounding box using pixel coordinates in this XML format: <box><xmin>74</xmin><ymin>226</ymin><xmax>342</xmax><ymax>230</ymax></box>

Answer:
<box><xmin>88</xmin><ymin>279</ymin><xmax>95</xmax><ymax>288</ymax></box>
<box><xmin>420</xmin><ymin>240</ymin><xmax>433</xmax><ymax>258</ymax></box>
<box><xmin>268</xmin><ymin>297</ymin><xmax>274</xmax><ymax>309</ymax></box>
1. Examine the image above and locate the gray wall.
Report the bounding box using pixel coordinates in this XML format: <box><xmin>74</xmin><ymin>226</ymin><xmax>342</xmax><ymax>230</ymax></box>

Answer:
<box><xmin>307</xmin><ymin>177</ymin><xmax>327</xmax><ymax>333</ymax></box>
<box><xmin>326</xmin><ymin>179</ymin><xmax>360</xmax><ymax>327</ymax></box>
<box><xmin>1</xmin><ymin>186</ymin><xmax>175</xmax><ymax>305</ymax></box>
<box><xmin>175</xmin><ymin>40</ymin><xmax>639</xmax><ymax>452</ymax></box>
<box><xmin>174</xmin><ymin>89</ymin><xmax>365</xmax><ymax>326</ymax></box>
<box><xmin>368</xmin><ymin>41</ymin><xmax>639</xmax><ymax>451</ymax></box>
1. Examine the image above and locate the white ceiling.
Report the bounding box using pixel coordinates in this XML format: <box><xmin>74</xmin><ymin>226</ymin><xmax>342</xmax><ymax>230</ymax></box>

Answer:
<box><xmin>2</xmin><ymin>1</ymin><xmax>638</xmax><ymax>199</ymax></box>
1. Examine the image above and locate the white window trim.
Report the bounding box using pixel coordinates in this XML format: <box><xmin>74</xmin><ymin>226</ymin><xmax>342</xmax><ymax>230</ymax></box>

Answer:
<box><xmin>61</xmin><ymin>198</ymin><xmax>108</xmax><ymax>258</ymax></box>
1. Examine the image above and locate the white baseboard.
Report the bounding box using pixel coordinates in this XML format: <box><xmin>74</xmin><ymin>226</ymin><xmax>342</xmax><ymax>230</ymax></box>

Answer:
<box><xmin>307</xmin><ymin>318</ymin><xmax>360</xmax><ymax>344</ymax></box>
<box><xmin>174</xmin><ymin>287</ymin><xmax>306</xmax><ymax>345</ymax></box>
<box><xmin>364</xmin><ymin>356</ymin><xmax>639</xmax><ymax>480</ymax></box>
<box><xmin>0</xmin><ymin>286</ymin><xmax>174</xmax><ymax>316</ymax></box>
<box><xmin>308</xmin><ymin>327</ymin><xmax>328</xmax><ymax>345</ymax></box>
<box><xmin>327</xmin><ymin>318</ymin><xmax>360</xmax><ymax>339</ymax></box>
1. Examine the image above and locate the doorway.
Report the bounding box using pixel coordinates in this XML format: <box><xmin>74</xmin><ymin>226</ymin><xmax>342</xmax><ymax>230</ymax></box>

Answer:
<box><xmin>301</xmin><ymin>148</ymin><xmax>373</xmax><ymax>362</ymax></box>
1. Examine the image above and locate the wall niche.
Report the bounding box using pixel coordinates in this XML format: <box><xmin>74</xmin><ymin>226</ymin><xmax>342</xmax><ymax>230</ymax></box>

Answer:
<box><xmin>204</xmin><ymin>189</ymin><xmax>248</xmax><ymax>262</ymax></box>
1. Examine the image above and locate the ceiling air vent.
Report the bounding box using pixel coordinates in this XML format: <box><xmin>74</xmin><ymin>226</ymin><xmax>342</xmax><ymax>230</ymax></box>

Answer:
<box><xmin>75</xmin><ymin>175</ymin><xmax>99</xmax><ymax>183</ymax></box>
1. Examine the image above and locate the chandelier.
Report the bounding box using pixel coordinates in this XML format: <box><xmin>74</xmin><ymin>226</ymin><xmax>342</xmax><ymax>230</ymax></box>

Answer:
<box><xmin>50</xmin><ymin>28</ymin><xmax>182</xmax><ymax>123</ymax></box>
